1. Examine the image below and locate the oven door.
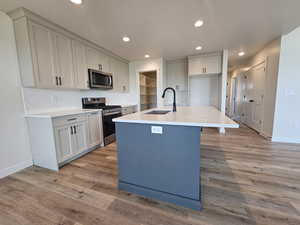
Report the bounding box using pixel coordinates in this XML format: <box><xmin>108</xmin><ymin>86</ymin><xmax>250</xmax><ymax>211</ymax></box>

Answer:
<box><xmin>102</xmin><ymin>111</ymin><xmax>122</xmax><ymax>145</ymax></box>
<box><xmin>89</xmin><ymin>69</ymin><xmax>113</xmax><ymax>89</ymax></box>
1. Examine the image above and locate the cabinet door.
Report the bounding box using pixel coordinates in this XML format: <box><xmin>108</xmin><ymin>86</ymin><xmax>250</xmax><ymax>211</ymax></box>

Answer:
<box><xmin>86</xmin><ymin>47</ymin><xmax>101</xmax><ymax>70</ymax></box>
<box><xmin>30</xmin><ymin>23</ymin><xmax>56</xmax><ymax>87</ymax></box>
<box><xmin>188</xmin><ymin>57</ymin><xmax>205</xmax><ymax>76</ymax></box>
<box><xmin>205</xmin><ymin>55</ymin><xmax>222</xmax><ymax>74</ymax></box>
<box><xmin>99</xmin><ymin>52</ymin><xmax>111</xmax><ymax>73</ymax></box>
<box><xmin>53</xmin><ymin>32</ymin><xmax>74</xmax><ymax>88</ymax></box>
<box><xmin>54</xmin><ymin>125</ymin><xmax>72</xmax><ymax>163</ymax></box>
<box><xmin>72</xmin><ymin>40</ymin><xmax>89</xmax><ymax>89</ymax></box>
<box><xmin>87</xmin><ymin>112</ymin><xmax>103</xmax><ymax>148</ymax></box>
<box><xmin>110</xmin><ymin>58</ymin><xmax>129</xmax><ymax>92</ymax></box>
<box><xmin>72</xmin><ymin>121</ymin><xmax>88</xmax><ymax>155</ymax></box>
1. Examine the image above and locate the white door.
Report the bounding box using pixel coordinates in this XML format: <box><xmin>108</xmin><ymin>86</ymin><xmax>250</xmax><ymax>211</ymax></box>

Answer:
<box><xmin>72</xmin><ymin>121</ymin><xmax>88</xmax><ymax>155</ymax></box>
<box><xmin>72</xmin><ymin>40</ymin><xmax>89</xmax><ymax>89</ymax></box>
<box><xmin>54</xmin><ymin>125</ymin><xmax>72</xmax><ymax>163</ymax></box>
<box><xmin>52</xmin><ymin>32</ymin><xmax>74</xmax><ymax>88</ymax></box>
<box><xmin>30</xmin><ymin>23</ymin><xmax>56</xmax><ymax>88</ymax></box>
<box><xmin>87</xmin><ymin>112</ymin><xmax>102</xmax><ymax>148</ymax></box>
<box><xmin>244</xmin><ymin>63</ymin><xmax>266</xmax><ymax>132</ymax></box>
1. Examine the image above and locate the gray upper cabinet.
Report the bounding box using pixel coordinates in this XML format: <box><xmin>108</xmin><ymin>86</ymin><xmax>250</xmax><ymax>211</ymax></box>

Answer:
<box><xmin>10</xmin><ymin>8</ymin><xmax>129</xmax><ymax>91</ymax></box>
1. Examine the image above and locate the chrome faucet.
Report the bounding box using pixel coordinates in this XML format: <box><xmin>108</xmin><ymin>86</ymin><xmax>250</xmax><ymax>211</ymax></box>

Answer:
<box><xmin>162</xmin><ymin>87</ymin><xmax>177</xmax><ymax>112</ymax></box>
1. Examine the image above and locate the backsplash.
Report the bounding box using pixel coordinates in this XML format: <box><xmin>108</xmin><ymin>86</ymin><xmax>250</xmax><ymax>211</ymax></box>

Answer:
<box><xmin>22</xmin><ymin>88</ymin><xmax>136</xmax><ymax>114</ymax></box>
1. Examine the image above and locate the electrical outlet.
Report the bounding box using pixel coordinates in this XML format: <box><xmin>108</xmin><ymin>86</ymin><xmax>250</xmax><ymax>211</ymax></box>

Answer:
<box><xmin>151</xmin><ymin>126</ymin><xmax>163</xmax><ymax>134</ymax></box>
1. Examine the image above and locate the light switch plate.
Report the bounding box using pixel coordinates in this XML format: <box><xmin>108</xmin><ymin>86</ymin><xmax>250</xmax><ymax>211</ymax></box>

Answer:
<box><xmin>151</xmin><ymin>126</ymin><xmax>163</xmax><ymax>134</ymax></box>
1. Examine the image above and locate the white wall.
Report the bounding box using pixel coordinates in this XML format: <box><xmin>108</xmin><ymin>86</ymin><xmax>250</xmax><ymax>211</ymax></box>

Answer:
<box><xmin>273</xmin><ymin>27</ymin><xmax>300</xmax><ymax>143</ymax></box>
<box><xmin>0</xmin><ymin>11</ymin><xmax>32</xmax><ymax>178</ymax></box>
<box><xmin>22</xmin><ymin>88</ymin><xmax>134</xmax><ymax>114</ymax></box>
<box><xmin>165</xmin><ymin>59</ymin><xmax>188</xmax><ymax>106</ymax></box>
<box><xmin>229</xmin><ymin>39</ymin><xmax>281</xmax><ymax>137</ymax></box>
<box><xmin>129</xmin><ymin>58</ymin><xmax>165</xmax><ymax>110</ymax></box>
<box><xmin>189</xmin><ymin>75</ymin><xmax>220</xmax><ymax>107</ymax></box>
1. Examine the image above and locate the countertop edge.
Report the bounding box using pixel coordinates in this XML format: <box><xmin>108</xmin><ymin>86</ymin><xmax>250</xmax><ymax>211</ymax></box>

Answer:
<box><xmin>25</xmin><ymin>109</ymin><xmax>102</xmax><ymax>119</ymax></box>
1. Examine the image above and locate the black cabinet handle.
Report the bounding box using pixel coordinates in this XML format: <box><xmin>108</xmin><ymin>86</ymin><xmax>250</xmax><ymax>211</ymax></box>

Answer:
<box><xmin>67</xmin><ymin>118</ymin><xmax>77</xmax><ymax>121</ymax></box>
<box><xmin>249</xmin><ymin>100</ymin><xmax>254</xmax><ymax>103</ymax></box>
<box><xmin>73</xmin><ymin>125</ymin><xmax>77</xmax><ymax>134</ymax></box>
<box><xmin>70</xmin><ymin>126</ymin><xmax>73</xmax><ymax>135</ymax></box>
<box><xmin>56</xmin><ymin>76</ymin><xmax>59</xmax><ymax>86</ymax></box>
<box><xmin>59</xmin><ymin>77</ymin><xmax>62</xmax><ymax>86</ymax></box>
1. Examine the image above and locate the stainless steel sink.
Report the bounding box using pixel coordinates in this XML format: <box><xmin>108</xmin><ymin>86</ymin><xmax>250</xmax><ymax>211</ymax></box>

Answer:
<box><xmin>145</xmin><ymin>110</ymin><xmax>171</xmax><ymax>115</ymax></box>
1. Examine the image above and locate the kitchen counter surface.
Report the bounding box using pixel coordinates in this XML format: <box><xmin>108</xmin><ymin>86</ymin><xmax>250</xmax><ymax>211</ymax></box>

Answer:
<box><xmin>113</xmin><ymin>106</ymin><xmax>238</xmax><ymax>128</ymax></box>
<box><xmin>25</xmin><ymin>109</ymin><xmax>102</xmax><ymax>118</ymax></box>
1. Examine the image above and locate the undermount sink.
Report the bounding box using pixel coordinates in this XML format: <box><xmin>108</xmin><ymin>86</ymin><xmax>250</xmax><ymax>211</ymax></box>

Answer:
<box><xmin>145</xmin><ymin>110</ymin><xmax>171</xmax><ymax>115</ymax></box>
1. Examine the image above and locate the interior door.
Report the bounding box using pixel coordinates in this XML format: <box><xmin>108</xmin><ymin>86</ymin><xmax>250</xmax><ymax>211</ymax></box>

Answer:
<box><xmin>87</xmin><ymin>112</ymin><xmax>102</xmax><ymax>148</ymax></box>
<box><xmin>244</xmin><ymin>63</ymin><xmax>265</xmax><ymax>132</ymax></box>
<box><xmin>54</xmin><ymin>125</ymin><xmax>72</xmax><ymax>163</ymax></box>
<box><xmin>53</xmin><ymin>32</ymin><xmax>74</xmax><ymax>88</ymax></box>
<box><xmin>30</xmin><ymin>22</ymin><xmax>56</xmax><ymax>88</ymax></box>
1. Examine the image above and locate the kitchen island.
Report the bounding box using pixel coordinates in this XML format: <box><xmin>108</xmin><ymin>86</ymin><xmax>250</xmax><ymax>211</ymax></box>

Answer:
<box><xmin>113</xmin><ymin>106</ymin><xmax>238</xmax><ymax>210</ymax></box>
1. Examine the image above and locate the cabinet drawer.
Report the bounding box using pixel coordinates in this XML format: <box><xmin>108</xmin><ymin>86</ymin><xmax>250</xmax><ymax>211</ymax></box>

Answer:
<box><xmin>53</xmin><ymin>114</ymin><xmax>87</xmax><ymax>127</ymax></box>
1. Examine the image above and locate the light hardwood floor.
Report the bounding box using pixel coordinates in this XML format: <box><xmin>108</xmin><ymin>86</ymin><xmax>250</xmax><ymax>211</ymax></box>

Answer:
<box><xmin>1</xmin><ymin>125</ymin><xmax>300</xmax><ymax>225</ymax></box>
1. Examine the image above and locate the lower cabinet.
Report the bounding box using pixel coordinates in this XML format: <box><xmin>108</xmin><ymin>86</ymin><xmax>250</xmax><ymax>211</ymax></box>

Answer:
<box><xmin>26</xmin><ymin>110</ymin><xmax>103</xmax><ymax>171</ymax></box>
<box><xmin>54</xmin><ymin>120</ymin><xmax>88</xmax><ymax>163</ymax></box>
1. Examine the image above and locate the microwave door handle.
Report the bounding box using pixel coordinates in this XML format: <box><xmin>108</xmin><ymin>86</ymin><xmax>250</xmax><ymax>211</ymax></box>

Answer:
<box><xmin>110</xmin><ymin>76</ymin><xmax>113</xmax><ymax>87</ymax></box>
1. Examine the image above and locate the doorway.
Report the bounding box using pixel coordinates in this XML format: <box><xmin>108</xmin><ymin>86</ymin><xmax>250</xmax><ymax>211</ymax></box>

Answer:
<box><xmin>241</xmin><ymin>62</ymin><xmax>266</xmax><ymax>132</ymax></box>
<box><xmin>139</xmin><ymin>71</ymin><xmax>157</xmax><ymax>111</ymax></box>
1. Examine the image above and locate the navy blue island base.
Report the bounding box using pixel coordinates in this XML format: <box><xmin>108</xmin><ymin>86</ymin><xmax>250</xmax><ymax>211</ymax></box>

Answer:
<box><xmin>115</xmin><ymin>122</ymin><xmax>202</xmax><ymax>210</ymax></box>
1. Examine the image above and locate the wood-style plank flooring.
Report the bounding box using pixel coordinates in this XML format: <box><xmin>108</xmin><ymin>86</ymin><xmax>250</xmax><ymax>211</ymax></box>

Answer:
<box><xmin>1</xmin><ymin>125</ymin><xmax>300</xmax><ymax>225</ymax></box>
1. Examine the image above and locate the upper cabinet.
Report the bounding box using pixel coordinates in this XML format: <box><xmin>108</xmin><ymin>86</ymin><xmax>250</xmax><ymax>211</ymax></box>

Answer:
<box><xmin>10</xmin><ymin>8</ymin><xmax>129</xmax><ymax>91</ymax></box>
<box><xmin>188</xmin><ymin>54</ymin><xmax>222</xmax><ymax>76</ymax></box>
<box><xmin>110</xmin><ymin>58</ymin><xmax>130</xmax><ymax>93</ymax></box>
<box><xmin>72</xmin><ymin>40</ymin><xmax>89</xmax><ymax>90</ymax></box>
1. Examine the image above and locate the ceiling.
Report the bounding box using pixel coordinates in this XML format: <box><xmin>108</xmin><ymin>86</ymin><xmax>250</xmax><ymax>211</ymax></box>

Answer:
<box><xmin>1</xmin><ymin>0</ymin><xmax>300</xmax><ymax>65</ymax></box>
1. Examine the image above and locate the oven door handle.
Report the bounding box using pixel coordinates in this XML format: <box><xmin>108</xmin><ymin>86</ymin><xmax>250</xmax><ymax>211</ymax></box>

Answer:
<box><xmin>104</xmin><ymin>111</ymin><xmax>121</xmax><ymax>116</ymax></box>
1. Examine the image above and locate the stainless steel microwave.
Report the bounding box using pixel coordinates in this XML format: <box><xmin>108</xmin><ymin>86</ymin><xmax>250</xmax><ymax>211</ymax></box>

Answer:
<box><xmin>88</xmin><ymin>69</ymin><xmax>113</xmax><ymax>89</ymax></box>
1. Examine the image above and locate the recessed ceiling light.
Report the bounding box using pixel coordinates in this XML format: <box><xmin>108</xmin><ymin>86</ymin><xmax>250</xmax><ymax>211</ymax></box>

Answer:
<box><xmin>194</xmin><ymin>20</ymin><xmax>204</xmax><ymax>28</ymax></box>
<box><xmin>70</xmin><ymin>0</ymin><xmax>82</xmax><ymax>5</ymax></box>
<box><xmin>122</xmin><ymin>36</ymin><xmax>130</xmax><ymax>42</ymax></box>
<box><xmin>195</xmin><ymin>46</ymin><xmax>202</xmax><ymax>51</ymax></box>
<box><xmin>145</xmin><ymin>54</ymin><xmax>150</xmax><ymax>58</ymax></box>
<box><xmin>238</xmin><ymin>51</ymin><xmax>245</xmax><ymax>56</ymax></box>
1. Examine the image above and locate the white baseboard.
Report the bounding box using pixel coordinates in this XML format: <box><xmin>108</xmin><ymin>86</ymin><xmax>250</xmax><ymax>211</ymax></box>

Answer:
<box><xmin>0</xmin><ymin>160</ymin><xmax>33</xmax><ymax>179</ymax></box>
<box><xmin>272</xmin><ymin>136</ymin><xmax>300</xmax><ymax>144</ymax></box>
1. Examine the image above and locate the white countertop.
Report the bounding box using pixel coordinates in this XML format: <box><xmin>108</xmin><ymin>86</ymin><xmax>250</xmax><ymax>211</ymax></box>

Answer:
<box><xmin>113</xmin><ymin>106</ymin><xmax>239</xmax><ymax>128</ymax></box>
<box><xmin>25</xmin><ymin>109</ymin><xmax>101</xmax><ymax>118</ymax></box>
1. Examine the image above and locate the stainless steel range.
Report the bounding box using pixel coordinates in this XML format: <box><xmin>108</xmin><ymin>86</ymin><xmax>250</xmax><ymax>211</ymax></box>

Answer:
<box><xmin>82</xmin><ymin>97</ymin><xmax>122</xmax><ymax>145</ymax></box>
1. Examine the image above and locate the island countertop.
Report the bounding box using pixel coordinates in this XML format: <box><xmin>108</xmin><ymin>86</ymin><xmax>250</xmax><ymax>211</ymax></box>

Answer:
<box><xmin>113</xmin><ymin>106</ymin><xmax>239</xmax><ymax>128</ymax></box>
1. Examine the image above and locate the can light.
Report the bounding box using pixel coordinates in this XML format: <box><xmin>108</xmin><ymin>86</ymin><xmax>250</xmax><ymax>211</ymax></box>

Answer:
<box><xmin>194</xmin><ymin>20</ymin><xmax>204</xmax><ymax>28</ymax></box>
<box><xmin>238</xmin><ymin>51</ymin><xmax>245</xmax><ymax>56</ymax></box>
<box><xmin>195</xmin><ymin>46</ymin><xmax>202</xmax><ymax>51</ymax></box>
<box><xmin>145</xmin><ymin>54</ymin><xmax>150</xmax><ymax>58</ymax></box>
<box><xmin>122</xmin><ymin>36</ymin><xmax>131</xmax><ymax>42</ymax></box>
<box><xmin>70</xmin><ymin>0</ymin><xmax>82</xmax><ymax>4</ymax></box>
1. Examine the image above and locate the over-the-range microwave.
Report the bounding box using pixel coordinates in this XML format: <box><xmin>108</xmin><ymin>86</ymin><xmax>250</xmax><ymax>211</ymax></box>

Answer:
<box><xmin>88</xmin><ymin>69</ymin><xmax>113</xmax><ymax>89</ymax></box>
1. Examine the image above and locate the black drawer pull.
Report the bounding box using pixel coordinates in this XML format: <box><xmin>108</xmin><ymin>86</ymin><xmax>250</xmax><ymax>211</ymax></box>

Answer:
<box><xmin>67</xmin><ymin>118</ymin><xmax>77</xmax><ymax>121</ymax></box>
